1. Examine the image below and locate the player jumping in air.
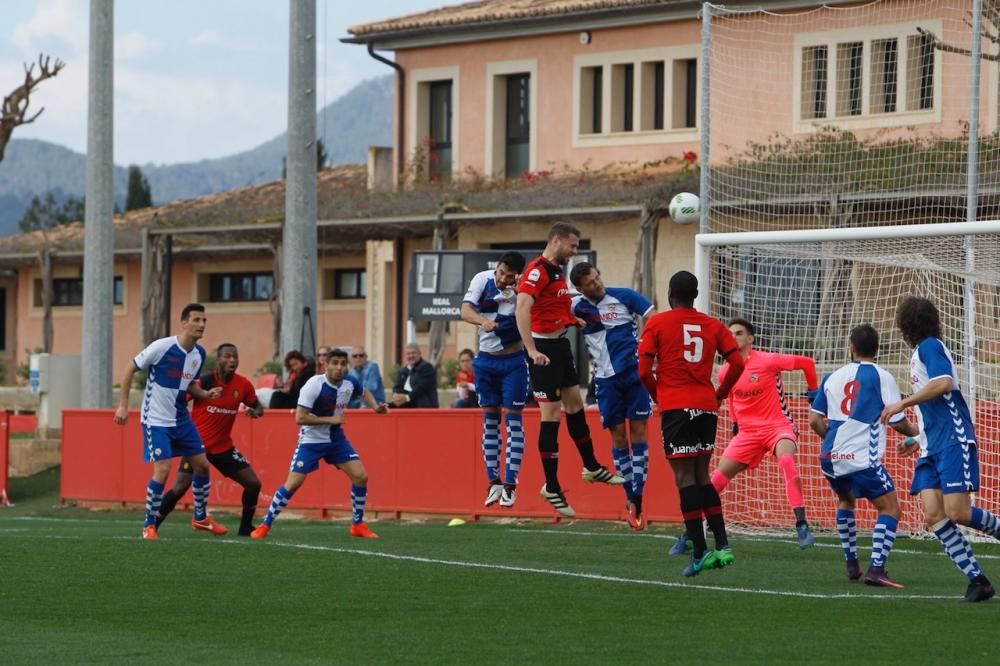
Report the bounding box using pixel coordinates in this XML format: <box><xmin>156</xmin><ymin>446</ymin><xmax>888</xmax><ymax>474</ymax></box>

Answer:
<box><xmin>461</xmin><ymin>251</ymin><xmax>528</xmax><ymax>508</ymax></box>
<box><xmin>251</xmin><ymin>348</ymin><xmax>388</xmax><ymax>540</ymax></box>
<box><xmin>570</xmin><ymin>261</ymin><xmax>655</xmax><ymax>530</ymax></box>
<box><xmin>155</xmin><ymin>343</ymin><xmax>265</xmax><ymax>536</ymax></box>
<box><xmin>810</xmin><ymin>324</ymin><xmax>918</xmax><ymax>587</ymax></box>
<box><xmin>516</xmin><ymin>222</ymin><xmax>624</xmax><ymax>518</ymax></box>
<box><xmin>114</xmin><ymin>303</ymin><xmax>228</xmax><ymax>540</ymax></box>
<box><xmin>882</xmin><ymin>296</ymin><xmax>1000</xmax><ymax>603</ymax></box>
<box><xmin>639</xmin><ymin>271</ymin><xmax>745</xmax><ymax>576</ymax></box>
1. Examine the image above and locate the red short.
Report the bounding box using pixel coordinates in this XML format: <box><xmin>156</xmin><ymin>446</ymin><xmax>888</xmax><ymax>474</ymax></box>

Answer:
<box><xmin>721</xmin><ymin>424</ymin><xmax>797</xmax><ymax>469</ymax></box>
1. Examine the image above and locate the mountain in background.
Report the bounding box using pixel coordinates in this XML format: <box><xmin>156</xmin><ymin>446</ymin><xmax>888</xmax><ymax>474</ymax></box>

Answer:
<box><xmin>0</xmin><ymin>75</ymin><xmax>392</xmax><ymax>236</ymax></box>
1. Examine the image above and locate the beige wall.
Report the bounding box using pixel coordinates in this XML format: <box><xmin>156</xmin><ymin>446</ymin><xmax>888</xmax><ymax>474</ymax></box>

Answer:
<box><xmin>397</xmin><ymin>23</ymin><xmax>703</xmax><ymax>176</ymax></box>
<box><xmin>396</xmin><ymin>5</ymin><xmax>986</xmax><ymax>177</ymax></box>
<box><xmin>14</xmin><ymin>254</ymin><xmax>368</xmax><ymax>386</ymax></box>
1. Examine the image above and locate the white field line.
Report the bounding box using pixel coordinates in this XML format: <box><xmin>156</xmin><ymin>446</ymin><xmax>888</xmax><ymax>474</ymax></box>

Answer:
<box><xmin>510</xmin><ymin>528</ymin><xmax>1000</xmax><ymax>561</ymax></box>
<box><xmin>0</xmin><ymin>529</ymin><xmax>959</xmax><ymax>601</ymax></box>
<box><xmin>5</xmin><ymin>516</ymin><xmax>998</xmax><ymax>562</ymax></box>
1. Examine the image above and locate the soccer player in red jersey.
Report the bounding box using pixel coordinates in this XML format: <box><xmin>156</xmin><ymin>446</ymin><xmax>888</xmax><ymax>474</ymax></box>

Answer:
<box><xmin>670</xmin><ymin>317</ymin><xmax>820</xmax><ymax>554</ymax></box>
<box><xmin>516</xmin><ymin>222</ymin><xmax>624</xmax><ymax>517</ymax></box>
<box><xmin>638</xmin><ymin>271</ymin><xmax>745</xmax><ymax>576</ymax></box>
<box><xmin>157</xmin><ymin>343</ymin><xmax>265</xmax><ymax>536</ymax></box>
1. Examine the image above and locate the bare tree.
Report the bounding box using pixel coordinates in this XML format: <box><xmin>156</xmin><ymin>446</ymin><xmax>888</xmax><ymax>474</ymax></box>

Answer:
<box><xmin>916</xmin><ymin>2</ymin><xmax>1000</xmax><ymax>61</ymax></box>
<box><xmin>0</xmin><ymin>54</ymin><xmax>65</xmax><ymax>163</ymax></box>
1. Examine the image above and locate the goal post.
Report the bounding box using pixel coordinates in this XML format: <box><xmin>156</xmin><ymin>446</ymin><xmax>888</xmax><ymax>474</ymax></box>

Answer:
<box><xmin>695</xmin><ymin>0</ymin><xmax>1000</xmax><ymax>535</ymax></box>
<box><xmin>694</xmin><ymin>222</ymin><xmax>1000</xmax><ymax>536</ymax></box>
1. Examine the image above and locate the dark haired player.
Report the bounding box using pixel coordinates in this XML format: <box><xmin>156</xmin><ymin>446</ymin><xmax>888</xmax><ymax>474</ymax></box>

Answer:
<box><xmin>570</xmin><ymin>261</ymin><xmax>655</xmax><ymax>530</ymax></box>
<box><xmin>670</xmin><ymin>317</ymin><xmax>819</xmax><ymax>555</ymax></box>
<box><xmin>114</xmin><ymin>303</ymin><xmax>227</xmax><ymax>540</ymax></box>
<box><xmin>882</xmin><ymin>296</ymin><xmax>1000</xmax><ymax>602</ymax></box>
<box><xmin>461</xmin><ymin>251</ymin><xmax>529</xmax><ymax>507</ymax></box>
<box><xmin>252</xmin><ymin>348</ymin><xmax>389</xmax><ymax>540</ymax></box>
<box><xmin>156</xmin><ymin>343</ymin><xmax>265</xmax><ymax>536</ymax></box>
<box><xmin>810</xmin><ymin>324</ymin><xmax>918</xmax><ymax>587</ymax></box>
<box><xmin>638</xmin><ymin>271</ymin><xmax>745</xmax><ymax>576</ymax></box>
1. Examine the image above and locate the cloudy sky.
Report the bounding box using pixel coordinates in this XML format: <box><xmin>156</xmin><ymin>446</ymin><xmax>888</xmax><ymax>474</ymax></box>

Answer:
<box><xmin>0</xmin><ymin>0</ymin><xmax>439</xmax><ymax>165</ymax></box>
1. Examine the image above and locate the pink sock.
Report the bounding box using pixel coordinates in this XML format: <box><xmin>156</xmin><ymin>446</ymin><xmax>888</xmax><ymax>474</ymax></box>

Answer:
<box><xmin>778</xmin><ymin>455</ymin><xmax>804</xmax><ymax>509</ymax></box>
<box><xmin>711</xmin><ymin>470</ymin><xmax>730</xmax><ymax>494</ymax></box>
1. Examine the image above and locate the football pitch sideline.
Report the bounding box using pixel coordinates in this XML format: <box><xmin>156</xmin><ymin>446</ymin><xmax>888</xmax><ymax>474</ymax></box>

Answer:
<box><xmin>1</xmin><ymin>470</ymin><xmax>998</xmax><ymax>664</ymax></box>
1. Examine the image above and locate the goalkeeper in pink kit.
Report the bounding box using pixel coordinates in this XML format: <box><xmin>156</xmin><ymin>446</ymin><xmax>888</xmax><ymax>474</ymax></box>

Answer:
<box><xmin>670</xmin><ymin>318</ymin><xmax>819</xmax><ymax>555</ymax></box>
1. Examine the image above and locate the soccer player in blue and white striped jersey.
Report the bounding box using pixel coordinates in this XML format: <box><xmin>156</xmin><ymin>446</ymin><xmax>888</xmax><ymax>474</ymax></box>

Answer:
<box><xmin>809</xmin><ymin>324</ymin><xmax>918</xmax><ymax>588</ymax></box>
<box><xmin>570</xmin><ymin>262</ymin><xmax>655</xmax><ymax>530</ymax></box>
<box><xmin>461</xmin><ymin>251</ymin><xmax>528</xmax><ymax>507</ymax></box>
<box><xmin>251</xmin><ymin>348</ymin><xmax>389</xmax><ymax>540</ymax></box>
<box><xmin>114</xmin><ymin>303</ymin><xmax>227</xmax><ymax>540</ymax></box>
<box><xmin>881</xmin><ymin>296</ymin><xmax>1000</xmax><ymax>603</ymax></box>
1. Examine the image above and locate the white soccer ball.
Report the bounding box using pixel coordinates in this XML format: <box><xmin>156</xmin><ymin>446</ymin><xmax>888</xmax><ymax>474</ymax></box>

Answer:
<box><xmin>669</xmin><ymin>192</ymin><xmax>700</xmax><ymax>225</ymax></box>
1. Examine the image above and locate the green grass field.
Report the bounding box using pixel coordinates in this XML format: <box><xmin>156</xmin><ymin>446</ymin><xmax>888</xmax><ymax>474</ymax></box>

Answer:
<box><xmin>1</xmin><ymin>469</ymin><xmax>998</xmax><ymax>664</ymax></box>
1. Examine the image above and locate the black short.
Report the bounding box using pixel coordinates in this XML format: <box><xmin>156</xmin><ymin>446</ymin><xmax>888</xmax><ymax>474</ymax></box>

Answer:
<box><xmin>660</xmin><ymin>409</ymin><xmax>718</xmax><ymax>458</ymax></box>
<box><xmin>177</xmin><ymin>447</ymin><xmax>251</xmax><ymax>478</ymax></box>
<box><xmin>527</xmin><ymin>337</ymin><xmax>578</xmax><ymax>402</ymax></box>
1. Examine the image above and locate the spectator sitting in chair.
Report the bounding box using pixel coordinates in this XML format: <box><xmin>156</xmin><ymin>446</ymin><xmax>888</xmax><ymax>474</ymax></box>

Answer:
<box><xmin>348</xmin><ymin>345</ymin><xmax>386</xmax><ymax>408</ymax></box>
<box><xmin>391</xmin><ymin>343</ymin><xmax>439</xmax><ymax>408</ymax></box>
<box><xmin>269</xmin><ymin>350</ymin><xmax>315</xmax><ymax>409</ymax></box>
<box><xmin>316</xmin><ymin>346</ymin><xmax>330</xmax><ymax>374</ymax></box>
<box><xmin>451</xmin><ymin>348</ymin><xmax>479</xmax><ymax>408</ymax></box>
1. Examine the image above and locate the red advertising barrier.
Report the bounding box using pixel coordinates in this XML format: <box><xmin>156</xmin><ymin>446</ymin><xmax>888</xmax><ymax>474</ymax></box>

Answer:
<box><xmin>0</xmin><ymin>411</ymin><xmax>9</xmax><ymax>505</ymax></box>
<box><xmin>9</xmin><ymin>414</ymin><xmax>36</xmax><ymax>434</ymax></box>
<box><xmin>61</xmin><ymin>408</ymin><xmax>683</xmax><ymax>522</ymax></box>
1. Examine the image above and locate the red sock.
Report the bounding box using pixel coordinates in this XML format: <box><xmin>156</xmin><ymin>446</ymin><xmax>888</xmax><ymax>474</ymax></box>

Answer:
<box><xmin>711</xmin><ymin>470</ymin><xmax>730</xmax><ymax>494</ymax></box>
<box><xmin>778</xmin><ymin>454</ymin><xmax>804</xmax><ymax>509</ymax></box>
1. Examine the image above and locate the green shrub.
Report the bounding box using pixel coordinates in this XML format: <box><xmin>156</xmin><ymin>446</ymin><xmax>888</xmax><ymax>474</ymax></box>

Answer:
<box><xmin>439</xmin><ymin>358</ymin><xmax>460</xmax><ymax>388</ymax></box>
<box><xmin>256</xmin><ymin>359</ymin><xmax>283</xmax><ymax>376</ymax></box>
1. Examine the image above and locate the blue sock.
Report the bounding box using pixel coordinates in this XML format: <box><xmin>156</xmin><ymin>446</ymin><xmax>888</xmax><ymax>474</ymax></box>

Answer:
<box><xmin>970</xmin><ymin>507</ymin><xmax>1000</xmax><ymax>538</ymax></box>
<box><xmin>263</xmin><ymin>486</ymin><xmax>294</xmax><ymax>527</ymax></box>
<box><xmin>932</xmin><ymin>518</ymin><xmax>983</xmax><ymax>581</ymax></box>
<box><xmin>610</xmin><ymin>446</ymin><xmax>633</xmax><ymax>500</ymax></box>
<box><xmin>145</xmin><ymin>479</ymin><xmax>165</xmax><ymax>528</ymax></box>
<box><xmin>630</xmin><ymin>442</ymin><xmax>648</xmax><ymax>497</ymax></box>
<box><xmin>191</xmin><ymin>474</ymin><xmax>211</xmax><ymax>522</ymax></box>
<box><xmin>835</xmin><ymin>509</ymin><xmax>857</xmax><ymax>562</ymax></box>
<box><xmin>482</xmin><ymin>412</ymin><xmax>501</xmax><ymax>483</ymax></box>
<box><xmin>351</xmin><ymin>484</ymin><xmax>368</xmax><ymax>525</ymax></box>
<box><xmin>870</xmin><ymin>514</ymin><xmax>898</xmax><ymax>568</ymax></box>
<box><xmin>503</xmin><ymin>412</ymin><xmax>524</xmax><ymax>486</ymax></box>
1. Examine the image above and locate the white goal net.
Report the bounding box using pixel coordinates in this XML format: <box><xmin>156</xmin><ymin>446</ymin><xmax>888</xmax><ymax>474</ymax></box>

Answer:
<box><xmin>701</xmin><ymin>0</ymin><xmax>1000</xmax><ymax>535</ymax></box>
<box><xmin>700</xmin><ymin>226</ymin><xmax>1000</xmax><ymax>537</ymax></box>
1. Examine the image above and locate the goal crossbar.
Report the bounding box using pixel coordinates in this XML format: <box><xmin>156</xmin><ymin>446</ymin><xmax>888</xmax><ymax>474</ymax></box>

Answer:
<box><xmin>694</xmin><ymin>221</ymin><xmax>1000</xmax><ymax>312</ymax></box>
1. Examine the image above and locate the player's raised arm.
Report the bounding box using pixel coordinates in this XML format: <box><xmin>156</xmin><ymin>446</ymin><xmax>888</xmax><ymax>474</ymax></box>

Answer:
<box><xmin>783</xmin><ymin>354</ymin><xmax>819</xmax><ymax>395</ymax></box>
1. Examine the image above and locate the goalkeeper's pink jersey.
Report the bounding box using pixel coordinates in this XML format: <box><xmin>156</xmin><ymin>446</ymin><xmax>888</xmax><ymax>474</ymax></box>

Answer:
<box><xmin>718</xmin><ymin>350</ymin><xmax>817</xmax><ymax>431</ymax></box>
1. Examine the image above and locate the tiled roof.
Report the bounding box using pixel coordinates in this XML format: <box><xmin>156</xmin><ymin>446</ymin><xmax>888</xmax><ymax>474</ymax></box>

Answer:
<box><xmin>0</xmin><ymin>165</ymin><xmax>367</xmax><ymax>257</ymax></box>
<box><xmin>0</xmin><ymin>154</ymin><xmax>702</xmax><ymax>260</ymax></box>
<box><xmin>348</xmin><ymin>0</ymin><xmax>685</xmax><ymax>38</ymax></box>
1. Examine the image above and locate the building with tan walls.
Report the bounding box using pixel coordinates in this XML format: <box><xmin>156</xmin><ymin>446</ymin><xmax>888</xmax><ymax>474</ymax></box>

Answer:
<box><xmin>0</xmin><ymin>0</ymin><xmax>989</xmax><ymax>384</ymax></box>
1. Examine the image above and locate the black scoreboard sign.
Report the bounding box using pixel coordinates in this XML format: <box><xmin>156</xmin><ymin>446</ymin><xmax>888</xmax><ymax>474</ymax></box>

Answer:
<box><xmin>408</xmin><ymin>249</ymin><xmax>596</xmax><ymax>321</ymax></box>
